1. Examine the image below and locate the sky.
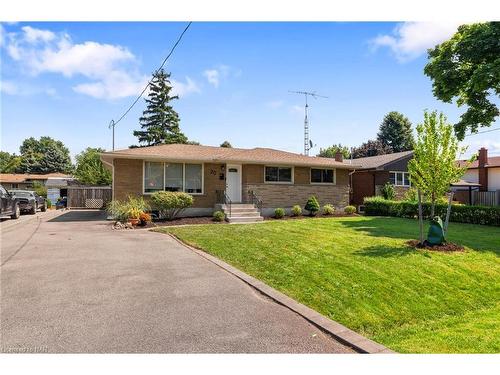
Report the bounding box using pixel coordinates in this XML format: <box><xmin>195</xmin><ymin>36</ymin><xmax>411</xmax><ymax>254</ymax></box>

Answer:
<box><xmin>1</xmin><ymin>21</ymin><xmax>499</xmax><ymax>160</ymax></box>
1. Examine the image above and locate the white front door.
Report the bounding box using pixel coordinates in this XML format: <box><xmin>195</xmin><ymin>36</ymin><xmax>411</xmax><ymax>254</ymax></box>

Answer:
<box><xmin>226</xmin><ymin>164</ymin><xmax>242</xmax><ymax>203</ymax></box>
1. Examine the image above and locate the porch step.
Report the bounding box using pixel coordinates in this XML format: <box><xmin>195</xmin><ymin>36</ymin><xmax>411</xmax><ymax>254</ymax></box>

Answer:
<box><xmin>220</xmin><ymin>203</ymin><xmax>264</xmax><ymax>223</ymax></box>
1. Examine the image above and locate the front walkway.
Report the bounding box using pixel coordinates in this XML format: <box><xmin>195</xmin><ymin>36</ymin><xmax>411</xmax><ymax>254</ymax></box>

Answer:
<box><xmin>0</xmin><ymin>210</ymin><xmax>353</xmax><ymax>353</ymax></box>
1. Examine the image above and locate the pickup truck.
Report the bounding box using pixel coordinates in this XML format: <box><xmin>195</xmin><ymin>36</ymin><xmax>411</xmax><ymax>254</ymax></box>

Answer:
<box><xmin>0</xmin><ymin>184</ymin><xmax>20</xmax><ymax>219</ymax></box>
<box><xmin>11</xmin><ymin>190</ymin><xmax>47</xmax><ymax>214</ymax></box>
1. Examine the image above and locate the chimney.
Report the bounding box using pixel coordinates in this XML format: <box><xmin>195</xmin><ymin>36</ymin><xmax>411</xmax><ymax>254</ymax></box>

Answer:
<box><xmin>335</xmin><ymin>151</ymin><xmax>343</xmax><ymax>163</ymax></box>
<box><xmin>478</xmin><ymin>148</ymin><xmax>488</xmax><ymax>191</ymax></box>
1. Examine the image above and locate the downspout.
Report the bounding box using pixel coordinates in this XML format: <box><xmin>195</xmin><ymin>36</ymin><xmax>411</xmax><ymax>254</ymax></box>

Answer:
<box><xmin>349</xmin><ymin>169</ymin><xmax>356</xmax><ymax>205</ymax></box>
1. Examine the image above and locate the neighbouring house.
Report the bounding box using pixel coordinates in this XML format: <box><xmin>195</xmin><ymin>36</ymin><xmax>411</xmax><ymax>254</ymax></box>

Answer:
<box><xmin>100</xmin><ymin>144</ymin><xmax>358</xmax><ymax>221</ymax></box>
<box><xmin>455</xmin><ymin>148</ymin><xmax>500</xmax><ymax>206</ymax></box>
<box><xmin>0</xmin><ymin>173</ymin><xmax>74</xmax><ymax>204</ymax></box>
<box><xmin>347</xmin><ymin>151</ymin><xmax>414</xmax><ymax>206</ymax></box>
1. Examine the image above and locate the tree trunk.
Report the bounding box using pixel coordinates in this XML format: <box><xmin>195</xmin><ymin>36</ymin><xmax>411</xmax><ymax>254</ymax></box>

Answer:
<box><xmin>444</xmin><ymin>191</ymin><xmax>454</xmax><ymax>237</ymax></box>
<box><xmin>417</xmin><ymin>189</ymin><xmax>424</xmax><ymax>245</ymax></box>
<box><xmin>430</xmin><ymin>193</ymin><xmax>435</xmax><ymax>218</ymax></box>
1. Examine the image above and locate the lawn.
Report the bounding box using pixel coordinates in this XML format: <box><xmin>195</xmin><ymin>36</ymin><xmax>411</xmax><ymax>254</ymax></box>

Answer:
<box><xmin>155</xmin><ymin>216</ymin><xmax>500</xmax><ymax>353</ymax></box>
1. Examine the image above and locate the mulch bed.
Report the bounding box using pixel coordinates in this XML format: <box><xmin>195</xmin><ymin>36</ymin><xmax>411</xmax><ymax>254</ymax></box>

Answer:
<box><xmin>406</xmin><ymin>240</ymin><xmax>465</xmax><ymax>252</ymax></box>
<box><xmin>264</xmin><ymin>213</ymin><xmax>358</xmax><ymax>221</ymax></box>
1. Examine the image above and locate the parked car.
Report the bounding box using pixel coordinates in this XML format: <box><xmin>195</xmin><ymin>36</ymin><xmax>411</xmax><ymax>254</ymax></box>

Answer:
<box><xmin>0</xmin><ymin>184</ymin><xmax>20</xmax><ymax>219</ymax></box>
<box><xmin>10</xmin><ymin>190</ymin><xmax>47</xmax><ymax>214</ymax></box>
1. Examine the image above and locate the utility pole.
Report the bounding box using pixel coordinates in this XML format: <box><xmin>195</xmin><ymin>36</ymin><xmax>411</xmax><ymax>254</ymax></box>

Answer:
<box><xmin>289</xmin><ymin>90</ymin><xmax>328</xmax><ymax>155</ymax></box>
<box><xmin>109</xmin><ymin>120</ymin><xmax>115</xmax><ymax>151</ymax></box>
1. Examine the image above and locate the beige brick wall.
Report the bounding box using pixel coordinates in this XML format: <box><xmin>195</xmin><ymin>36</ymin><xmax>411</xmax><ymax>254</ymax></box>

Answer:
<box><xmin>243</xmin><ymin>183</ymin><xmax>349</xmax><ymax>209</ymax></box>
<box><xmin>113</xmin><ymin>158</ymin><xmax>225</xmax><ymax>208</ymax></box>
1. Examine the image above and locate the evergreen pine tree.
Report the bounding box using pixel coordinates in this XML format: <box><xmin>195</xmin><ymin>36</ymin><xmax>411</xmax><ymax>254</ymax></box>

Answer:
<box><xmin>133</xmin><ymin>69</ymin><xmax>188</xmax><ymax>146</ymax></box>
<box><xmin>377</xmin><ymin>111</ymin><xmax>415</xmax><ymax>152</ymax></box>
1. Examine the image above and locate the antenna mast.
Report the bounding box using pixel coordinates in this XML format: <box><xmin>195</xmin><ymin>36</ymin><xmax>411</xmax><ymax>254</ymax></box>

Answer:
<box><xmin>289</xmin><ymin>90</ymin><xmax>328</xmax><ymax>155</ymax></box>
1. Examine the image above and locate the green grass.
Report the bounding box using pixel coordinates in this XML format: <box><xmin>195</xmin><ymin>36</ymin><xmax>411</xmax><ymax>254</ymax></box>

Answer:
<box><xmin>154</xmin><ymin>216</ymin><xmax>500</xmax><ymax>353</ymax></box>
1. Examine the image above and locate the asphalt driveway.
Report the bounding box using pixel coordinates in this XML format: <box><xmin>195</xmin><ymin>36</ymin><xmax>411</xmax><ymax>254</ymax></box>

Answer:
<box><xmin>0</xmin><ymin>210</ymin><xmax>353</xmax><ymax>353</ymax></box>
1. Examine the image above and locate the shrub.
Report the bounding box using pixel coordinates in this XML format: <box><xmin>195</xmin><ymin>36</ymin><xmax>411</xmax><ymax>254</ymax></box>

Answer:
<box><xmin>32</xmin><ymin>181</ymin><xmax>47</xmax><ymax>198</ymax></box>
<box><xmin>291</xmin><ymin>205</ymin><xmax>302</xmax><ymax>216</ymax></box>
<box><xmin>151</xmin><ymin>191</ymin><xmax>193</xmax><ymax>220</ymax></box>
<box><xmin>46</xmin><ymin>200</ymin><xmax>52</xmax><ymax>209</ymax></box>
<box><xmin>322</xmin><ymin>204</ymin><xmax>335</xmax><ymax>215</ymax></box>
<box><xmin>363</xmin><ymin>197</ymin><xmax>500</xmax><ymax>226</ymax></box>
<box><xmin>381</xmin><ymin>182</ymin><xmax>395</xmax><ymax>200</ymax></box>
<box><xmin>274</xmin><ymin>208</ymin><xmax>285</xmax><ymax>219</ymax></box>
<box><xmin>139</xmin><ymin>212</ymin><xmax>152</xmax><ymax>226</ymax></box>
<box><xmin>305</xmin><ymin>196</ymin><xmax>320</xmax><ymax>216</ymax></box>
<box><xmin>344</xmin><ymin>205</ymin><xmax>356</xmax><ymax>214</ymax></box>
<box><xmin>213</xmin><ymin>210</ymin><xmax>225</xmax><ymax>222</ymax></box>
<box><xmin>107</xmin><ymin>196</ymin><xmax>150</xmax><ymax>222</ymax></box>
<box><xmin>403</xmin><ymin>187</ymin><xmax>418</xmax><ymax>202</ymax></box>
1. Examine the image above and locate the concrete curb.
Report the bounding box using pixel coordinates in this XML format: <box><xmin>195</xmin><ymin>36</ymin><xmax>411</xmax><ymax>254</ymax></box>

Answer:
<box><xmin>166</xmin><ymin>232</ymin><xmax>395</xmax><ymax>354</ymax></box>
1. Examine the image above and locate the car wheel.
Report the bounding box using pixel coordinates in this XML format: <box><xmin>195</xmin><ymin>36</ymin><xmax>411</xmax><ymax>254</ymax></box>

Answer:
<box><xmin>41</xmin><ymin>202</ymin><xmax>47</xmax><ymax>212</ymax></box>
<box><xmin>11</xmin><ymin>204</ymin><xmax>20</xmax><ymax>219</ymax></box>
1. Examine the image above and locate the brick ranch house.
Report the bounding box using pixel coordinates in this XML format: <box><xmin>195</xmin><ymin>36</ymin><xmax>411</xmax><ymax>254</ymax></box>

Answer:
<box><xmin>347</xmin><ymin>151</ymin><xmax>414</xmax><ymax>206</ymax></box>
<box><xmin>100</xmin><ymin>144</ymin><xmax>359</xmax><ymax>220</ymax></box>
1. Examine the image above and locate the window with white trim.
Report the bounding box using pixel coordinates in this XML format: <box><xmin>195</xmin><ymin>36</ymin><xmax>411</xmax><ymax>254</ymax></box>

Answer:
<box><xmin>265</xmin><ymin>166</ymin><xmax>292</xmax><ymax>183</ymax></box>
<box><xmin>389</xmin><ymin>171</ymin><xmax>410</xmax><ymax>187</ymax></box>
<box><xmin>144</xmin><ymin>161</ymin><xmax>203</xmax><ymax>194</ymax></box>
<box><xmin>311</xmin><ymin>168</ymin><xmax>335</xmax><ymax>184</ymax></box>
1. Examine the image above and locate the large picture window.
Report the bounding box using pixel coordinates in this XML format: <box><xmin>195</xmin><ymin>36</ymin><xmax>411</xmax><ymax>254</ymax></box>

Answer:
<box><xmin>265</xmin><ymin>166</ymin><xmax>292</xmax><ymax>183</ymax></box>
<box><xmin>144</xmin><ymin>161</ymin><xmax>203</xmax><ymax>194</ymax></box>
<box><xmin>165</xmin><ymin>163</ymin><xmax>183</xmax><ymax>192</ymax></box>
<box><xmin>311</xmin><ymin>168</ymin><xmax>335</xmax><ymax>184</ymax></box>
<box><xmin>389</xmin><ymin>171</ymin><xmax>410</xmax><ymax>187</ymax></box>
<box><xmin>144</xmin><ymin>162</ymin><xmax>164</xmax><ymax>192</ymax></box>
<box><xmin>185</xmin><ymin>164</ymin><xmax>202</xmax><ymax>194</ymax></box>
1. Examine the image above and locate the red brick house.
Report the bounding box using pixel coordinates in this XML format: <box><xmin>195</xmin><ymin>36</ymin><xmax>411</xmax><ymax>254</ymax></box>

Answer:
<box><xmin>100</xmin><ymin>144</ymin><xmax>359</xmax><ymax>222</ymax></box>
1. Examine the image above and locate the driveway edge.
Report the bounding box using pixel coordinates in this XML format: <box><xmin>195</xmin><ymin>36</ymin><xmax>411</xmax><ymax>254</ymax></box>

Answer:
<box><xmin>166</xmin><ymin>232</ymin><xmax>395</xmax><ymax>354</ymax></box>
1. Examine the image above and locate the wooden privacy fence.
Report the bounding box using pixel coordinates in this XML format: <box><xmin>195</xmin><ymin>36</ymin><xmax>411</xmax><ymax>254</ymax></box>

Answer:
<box><xmin>472</xmin><ymin>190</ymin><xmax>500</xmax><ymax>206</ymax></box>
<box><xmin>67</xmin><ymin>186</ymin><xmax>112</xmax><ymax>209</ymax></box>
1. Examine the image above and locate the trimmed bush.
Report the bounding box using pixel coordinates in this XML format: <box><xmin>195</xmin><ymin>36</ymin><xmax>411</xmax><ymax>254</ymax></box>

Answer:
<box><xmin>151</xmin><ymin>191</ymin><xmax>193</xmax><ymax>220</ymax></box>
<box><xmin>364</xmin><ymin>197</ymin><xmax>500</xmax><ymax>226</ymax></box>
<box><xmin>274</xmin><ymin>207</ymin><xmax>285</xmax><ymax>219</ymax></box>
<box><xmin>381</xmin><ymin>182</ymin><xmax>395</xmax><ymax>200</ymax></box>
<box><xmin>291</xmin><ymin>205</ymin><xmax>302</xmax><ymax>216</ymax></box>
<box><xmin>344</xmin><ymin>205</ymin><xmax>356</xmax><ymax>214</ymax></box>
<box><xmin>305</xmin><ymin>196</ymin><xmax>320</xmax><ymax>216</ymax></box>
<box><xmin>322</xmin><ymin>204</ymin><xmax>335</xmax><ymax>215</ymax></box>
<box><xmin>213</xmin><ymin>210</ymin><xmax>225</xmax><ymax>222</ymax></box>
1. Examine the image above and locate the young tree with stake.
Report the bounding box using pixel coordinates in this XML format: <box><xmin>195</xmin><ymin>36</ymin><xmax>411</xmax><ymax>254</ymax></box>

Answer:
<box><xmin>408</xmin><ymin>111</ymin><xmax>470</xmax><ymax>243</ymax></box>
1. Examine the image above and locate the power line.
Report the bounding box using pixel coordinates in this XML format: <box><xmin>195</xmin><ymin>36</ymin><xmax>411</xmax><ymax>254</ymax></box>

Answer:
<box><xmin>109</xmin><ymin>21</ymin><xmax>192</xmax><ymax>149</ymax></box>
<box><xmin>464</xmin><ymin>127</ymin><xmax>500</xmax><ymax>137</ymax></box>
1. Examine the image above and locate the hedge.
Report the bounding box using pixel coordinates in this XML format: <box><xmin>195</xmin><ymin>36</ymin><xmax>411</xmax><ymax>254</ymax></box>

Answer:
<box><xmin>363</xmin><ymin>197</ymin><xmax>500</xmax><ymax>226</ymax></box>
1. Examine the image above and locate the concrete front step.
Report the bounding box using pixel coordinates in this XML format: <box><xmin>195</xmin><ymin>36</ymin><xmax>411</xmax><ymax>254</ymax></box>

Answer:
<box><xmin>227</xmin><ymin>211</ymin><xmax>261</xmax><ymax>218</ymax></box>
<box><xmin>228</xmin><ymin>208</ymin><xmax>260</xmax><ymax>214</ymax></box>
<box><xmin>227</xmin><ymin>216</ymin><xmax>264</xmax><ymax>223</ymax></box>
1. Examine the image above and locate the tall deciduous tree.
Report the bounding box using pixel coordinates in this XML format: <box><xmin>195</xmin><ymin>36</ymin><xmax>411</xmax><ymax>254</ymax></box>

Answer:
<box><xmin>377</xmin><ymin>111</ymin><xmax>414</xmax><ymax>152</ymax></box>
<box><xmin>220</xmin><ymin>141</ymin><xmax>232</xmax><ymax>148</ymax></box>
<box><xmin>351</xmin><ymin>139</ymin><xmax>392</xmax><ymax>158</ymax></box>
<box><xmin>408</xmin><ymin>111</ymin><xmax>469</xmax><ymax>223</ymax></box>
<box><xmin>317</xmin><ymin>144</ymin><xmax>350</xmax><ymax>159</ymax></box>
<box><xmin>133</xmin><ymin>69</ymin><xmax>188</xmax><ymax>146</ymax></box>
<box><xmin>74</xmin><ymin>147</ymin><xmax>112</xmax><ymax>185</ymax></box>
<box><xmin>424</xmin><ymin>22</ymin><xmax>500</xmax><ymax>139</ymax></box>
<box><xmin>0</xmin><ymin>151</ymin><xmax>21</xmax><ymax>173</ymax></box>
<box><xmin>17</xmin><ymin>136</ymin><xmax>73</xmax><ymax>174</ymax></box>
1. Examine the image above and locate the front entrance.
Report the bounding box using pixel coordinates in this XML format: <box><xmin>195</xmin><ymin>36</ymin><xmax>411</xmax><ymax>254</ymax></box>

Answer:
<box><xmin>226</xmin><ymin>164</ymin><xmax>242</xmax><ymax>203</ymax></box>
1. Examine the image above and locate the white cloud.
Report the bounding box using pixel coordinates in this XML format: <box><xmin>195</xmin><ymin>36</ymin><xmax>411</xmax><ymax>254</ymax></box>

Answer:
<box><xmin>2</xmin><ymin>26</ymin><xmax>146</xmax><ymax>100</ymax></box>
<box><xmin>203</xmin><ymin>64</ymin><xmax>241</xmax><ymax>88</ymax></box>
<box><xmin>370</xmin><ymin>22</ymin><xmax>461</xmax><ymax>62</ymax></box>
<box><xmin>171</xmin><ymin>76</ymin><xmax>201</xmax><ymax>97</ymax></box>
<box><xmin>0</xmin><ymin>80</ymin><xmax>18</xmax><ymax>95</ymax></box>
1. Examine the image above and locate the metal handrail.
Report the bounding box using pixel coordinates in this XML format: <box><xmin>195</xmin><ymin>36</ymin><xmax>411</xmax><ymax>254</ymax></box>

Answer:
<box><xmin>248</xmin><ymin>190</ymin><xmax>263</xmax><ymax>212</ymax></box>
<box><xmin>216</xmin><ymin>189</ymin><xmax>232</xmax><ymax>217</ymax></box>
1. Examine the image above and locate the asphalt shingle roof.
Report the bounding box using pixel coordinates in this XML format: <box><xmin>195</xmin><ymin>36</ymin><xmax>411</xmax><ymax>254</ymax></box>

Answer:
<box><xmin>345</xmin><ymin>151</ymin><xmax>414</xmax><ymax>170</ymax></box>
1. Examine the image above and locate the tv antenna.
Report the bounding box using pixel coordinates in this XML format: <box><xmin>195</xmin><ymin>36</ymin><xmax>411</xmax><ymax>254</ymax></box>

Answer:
<box><xmin>289</xmin><ymin>90</ymin><xmax>328</xmax><ymax>155</ymax></box>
